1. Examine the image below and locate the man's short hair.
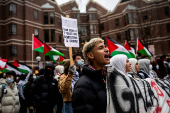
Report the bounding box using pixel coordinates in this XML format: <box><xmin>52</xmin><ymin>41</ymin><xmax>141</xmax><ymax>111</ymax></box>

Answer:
<box><xmin>72</xmin><ymin>54</ymin><xmax>81</xmax><ymax>60</ymax></box>
<box><xmin>82</xmin><ymin>38</ymin><xmax>104</xmax><ymax>65</ymax></box>
<box><xmin>160</xmin><ymin>54</ymin><xmax>167</xmax><ymax>60</ymax></box>
<box><xmin>6</xmin><ymin>71</ymin><xmax>16</xmax><ymax>78</ymax></box>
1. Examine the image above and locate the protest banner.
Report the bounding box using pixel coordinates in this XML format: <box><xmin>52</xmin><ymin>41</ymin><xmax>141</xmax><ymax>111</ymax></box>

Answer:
<box><xmin>107</xmin><ymin>67</ymin><xmax>170</xmax><ymax>113</ymax></box>
<box><xmin>61</xmin><ymin>15</ymin><xmax>79</xmax><ymax>47</ymax></box>
<box><xmin>61</xmin><ymin>15</ymin><xmax>79</xmax><ymax>65</ymax></box>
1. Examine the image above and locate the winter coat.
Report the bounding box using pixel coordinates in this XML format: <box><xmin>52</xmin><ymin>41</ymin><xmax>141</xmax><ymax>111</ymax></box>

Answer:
<box><xmin>24</xmin><ymin>80</ymin><xmax>34</xmax><ymax>107</ymax></box>
<box><xmin>0</xmin><ymin>79</ymin><xmax>20</xmax><ymax>113</ymax></box>
<box><xmin>72</xmin><ymin>65</ymin><xmax>107</xmax><ymax>113</ymax></box>
<box><xmin>30</xmin><ymin>75</ymin><xmax>63</xmax><ymax>112</ymax></box>
<box><xmin>58</xmin><ymin>73</ymin><xmax>73</xmax><ymax>102</ymax></box>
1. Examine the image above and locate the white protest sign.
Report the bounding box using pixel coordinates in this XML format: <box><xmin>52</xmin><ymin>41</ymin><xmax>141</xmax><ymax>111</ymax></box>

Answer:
<box><xmin>61</xmin><ymin>15</ymin><xmax>79</xmax><ymax>47</ymax></box>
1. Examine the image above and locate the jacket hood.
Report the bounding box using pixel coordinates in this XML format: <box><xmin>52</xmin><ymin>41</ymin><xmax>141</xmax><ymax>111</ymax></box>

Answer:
<box><xmin>45</xmin><ymin>63</ymin><xmax>55</xmax><ymax>71</ymax></box>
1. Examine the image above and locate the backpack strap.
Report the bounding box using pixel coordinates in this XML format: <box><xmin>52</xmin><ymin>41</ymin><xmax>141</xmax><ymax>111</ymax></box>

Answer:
<box><xmin>0</xmin><ymin>83</ymin><xmax>7</xmax><ymax>103</ymax></box>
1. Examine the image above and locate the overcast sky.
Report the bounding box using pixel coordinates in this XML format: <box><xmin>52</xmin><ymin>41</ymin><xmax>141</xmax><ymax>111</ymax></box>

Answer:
<box><xmin>56</xmin><ymin>0</ymin><xmax>120</xmax><ymax>12</ymax></box>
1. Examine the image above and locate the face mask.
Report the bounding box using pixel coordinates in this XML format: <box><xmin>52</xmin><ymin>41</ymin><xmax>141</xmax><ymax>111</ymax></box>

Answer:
<box><xmin>74</xmin><ymin>65</ymin><xmax>77</xmax><ymax>73</ymax></box>
<box><xmin>33</xmin><ymin>76</ymin><xmax>36</xmax><ymax>80</ymax></box>
<box><xmin>16</xmin><ymin>77</ymin><xmax>19</xmax><ymax>80</ymax></box>
<box><xmin>149</xmin><ymin>65</ymin><xmax>153</xmax><ymax>70</ymax></box>
<box><xmin>6</xmin><ymin>78</ymin><xmax>14</xmax><ymax>83</ymax></box>
<box><xmin>156</xmin><ymin>65</ymin><xmax>159</xmax><ymax>70</ymax></box>
<box><xmin>45</xmin><ymin>69</ymin><xmax>53</xmax><ymax>76</ymax></box>
<box><xmin>77</xmin><ymin>60</ymin><xmax>82</xmax><ymax>66</ymax></box>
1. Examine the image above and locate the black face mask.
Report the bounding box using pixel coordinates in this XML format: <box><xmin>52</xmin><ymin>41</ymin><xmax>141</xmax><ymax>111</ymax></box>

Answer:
<box><xmin>45</xmin><ymin>68</ymin><xmax>54</xmax><ymax>78</ymax></box>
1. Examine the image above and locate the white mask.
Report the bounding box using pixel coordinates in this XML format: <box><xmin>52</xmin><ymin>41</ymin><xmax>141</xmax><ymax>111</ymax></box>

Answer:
<box><xmin>149</xmin><ymin>64</ymin><xmax>153</xmax><ymax>70</ymax></box>
<box><xmin>156</xmin><ymin>65</ymin><xmax>159</xmax><ymax>70</ymax></box>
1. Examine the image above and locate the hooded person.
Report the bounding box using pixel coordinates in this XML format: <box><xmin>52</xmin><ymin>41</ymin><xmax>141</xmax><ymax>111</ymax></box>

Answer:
<box><xmin>128</xmin><ymin>58</ymin><xmax>141</xmax><ymax>78</ymax></box>
<box><xmin>138</xmin><ymin>59</ymin><xmax>153</xmax><ymax>79</ymax></box>
<box><xmin>110</xmin><ymin>54</ymin><xmax>131</xmax><ymax>77</ymax></box>
<box><xmin>30</xmin><ymin>63</ymin><xmax>63</xmax><ymax>113</ymax></box>
<box><xmin>156</xmin><ymin>59</ymin><xmax>167</xmax><ymax>79</ymax></box>
<box><xmin>58</xmin><ymin>59</ymin><xmax>77</xmax><ymax>113</ymax></box>
<box><xmin>54</xmin><ymin>65</ymin><xmax>64</xmax><ymax>81</ymax></box>
<box><xmin>0</xmin><ymin>71</ymin><xmax>20</xmax><ymax>113</ymax></box>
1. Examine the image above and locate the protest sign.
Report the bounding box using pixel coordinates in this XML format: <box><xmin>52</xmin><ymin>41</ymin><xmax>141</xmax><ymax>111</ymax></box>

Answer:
<box><xmin>107</xmin><ymin>67</ymin><xmax>170</xmax><ymax>113</ymax></box>
<box><xmin>61</xmin><ymin>15</ymin><xmax>79</xmax><ymax>47</ymax></box>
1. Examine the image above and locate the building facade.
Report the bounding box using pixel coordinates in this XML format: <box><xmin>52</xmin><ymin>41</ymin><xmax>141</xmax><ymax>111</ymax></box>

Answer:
<box><xmin>0</xmin><ymin>0</ymin><xmax>170</xmax><ymax>67</ymax></box>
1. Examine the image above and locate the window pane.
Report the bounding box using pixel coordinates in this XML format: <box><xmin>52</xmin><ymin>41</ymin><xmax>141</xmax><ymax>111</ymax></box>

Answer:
<box><xmin>50</xmin><ymin>12</ymin><xmax>54</xmax><ymax>24</ymax></box>
<box><xmin>135</xmin><ymin>29</ymin><xmax>139</xmax><ymax>39</ymax></box>
<box><xmin>10</xmin><ymin>46</ymin><xmax>17</xmax><ymax>56</ymax></box>
<box><xmin>57</xmin><ymin>18</ymin><xmax>61</xmax><ymax>27</ymax></box>
<box><xmin>81</xmin><ymin>27</ymin><xmax>87</xmax><ymax>35</ymax></box>
<box><xmin>44</xmin><ymin>12</ymin><xmax>48</xmax><ymax>24</ymax></box>
<box><xmin>93</xmin><ymin>14</ymin><xmax>95</xmax><ymax>20</ymax></box>
<box><xmin>90</xmin><ymin>25</ymin><xmax>93</xmax><ymax>34</ymax></box>
<box><xmin>59</xmin><ymin>35</ymin><xmax>62</xmax><ymax>43</ymax></box>
<box><xmin>117</xmin><ymin>33</ymin><xmax>121</xmax><ymax>41</ymax></box>
<box><xmin>34</xmin><ymin>29</ymin><xmax>39</xmax><ymax>38</ymax></box>
<box><xmin>89</xmin><ymin>14</ymin><xmax>92</xmax><ymax>21</ymax></box>
<box><xmin>130</xmin><ymin>29</ymin><xmax>134</xmax><ymax>40</ymax></box>
<box><xmin>44</xmin><ymin>30</ymin><xmax>49</xmax><ymax>42</ymax></box>
<box><xmin>94</xmin><ymin>25</ymin><xmax>97</xmax><ymax>34</ymax></box>
<box><xmin>34</xmin><ymin>10</ymin><xmax>38</xmax><ymax>19</ymax></box>
<box><xmin>133</xmin><ymin>13</ymin><xmax>137</xmax><ymax>24</ymax></box>
<box><xmin>9</xmin><ymin>4</ymin><xmax>16</xmax><ymax>14</ymax></box>
<box><xmin>11</xmin><ymin>25</ymin><xmax>16</xmax><ymax>35</ymax></box>
<box><xmin>51</xmin><ymin>30</ymin><xmax>55</xmax><ymax>42</ymax></box>
<box><xmin>77</xmin><ymin>14</ymin><xmax>80</xmax><ymax>20</ymax></box>
<box><xmin>115</xmin><ymin>19</ymin><xmax>119</xmax><ymax>26</ymax></box>
<box><xmin>128</xmin><ymin>13</ymin><xmax>132</xmax><ymax>24</ymax></box>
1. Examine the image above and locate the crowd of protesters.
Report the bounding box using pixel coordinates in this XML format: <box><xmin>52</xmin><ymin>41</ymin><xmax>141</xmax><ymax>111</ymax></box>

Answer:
<box><xmin>0</xmin><ymin>37</ymin><xmax>169</xmax><ymax>113</ymax></box>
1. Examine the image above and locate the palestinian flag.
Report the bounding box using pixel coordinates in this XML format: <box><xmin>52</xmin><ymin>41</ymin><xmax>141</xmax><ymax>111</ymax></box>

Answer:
<box><xmin>124</xmin><ymin>40</ymin><xmax>136</xmax><ymax>58</ymax></box>
<box><xmin>1</xmin><ymin>63</ymin><xmax>21</xmax><ymax>75</ymax></box>
<box><xmin>49</xmin><ymin>55</ymin><xmax>59</xmax><ymax>63</ymax></box>
<box><xmin>137</xmin><ymin>38</ymin><xmax>152</xmax><ymax>59</ymax></box>
<box><xmin>13</xmin><ymin>59</ymin><xmax>31</xmax><ymax>74</ymax></box>
<box><xmin>59</xmin><ymin>56</ymin><xmax>64</xmax><ymax>64</ymax></box>
<box><xmin>44</xmin><ymin>43</ymin><xmax>64</xmax><ymax>56</ymax></box>
<box><xmin>106</xmin><ymin>37</ymin><xmax>132</xmax><ymax>58</ymax></box>
<box><xmin>32</xmin><ymin>35</ymin><xmax>44</xmax><ymax>53</ymax></box>
<box><xmin>0</xmin><ymin>59</ymin><xmax>7</xmax><ymax>70</ymax></box>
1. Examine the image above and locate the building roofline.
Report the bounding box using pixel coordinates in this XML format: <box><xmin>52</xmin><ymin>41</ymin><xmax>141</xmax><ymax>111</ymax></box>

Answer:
<box><xmin>59</xmin><ymin>0</ymin><xmax>78</xmax><ymax>8</ymax></box>
<box><xmin>86</xmin><ymin>0</ymin><xmax>108</xmax><ymax>12</ymax></box>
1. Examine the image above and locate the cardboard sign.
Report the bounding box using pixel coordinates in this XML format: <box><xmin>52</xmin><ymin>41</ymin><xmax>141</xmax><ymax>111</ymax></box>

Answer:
<box><xmin>61</xmin><ymin>15</ymin><xmax>79</xmax><ymax>47</ymax></box>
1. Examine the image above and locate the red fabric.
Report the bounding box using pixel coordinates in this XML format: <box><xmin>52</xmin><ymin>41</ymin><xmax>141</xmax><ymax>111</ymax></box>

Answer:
<box><xmin>124</xmin><ymin>40</ymin><xmax>131</xmax><ymax>51</ymax></box>
<box><xmin>13</xmin><ymin>59</ymin><xmax>19</xmax><ymax>67</ymax></box>
<box><xmin>137</xmin><ymin>39</ymin><xmax>144</xmax><ymax>51</ymax></box>
<box><xmin>44</xmin><ymin>43</ymin><xmax>52</xmax><ymax>54</ymax></box>
<box><xmin>59</xmin><ymin>56</ymin><xmax>64</xmax><ymax>63</ymax></box>
<box><xmin>106</xmin><ymin>37</ymin><xmax>118</xmax><ymax>54</ymax></box>
<box><xmin>33</xmin><ymin>35</ymin><xmax>43</xmax><ymax>49</ymax></box>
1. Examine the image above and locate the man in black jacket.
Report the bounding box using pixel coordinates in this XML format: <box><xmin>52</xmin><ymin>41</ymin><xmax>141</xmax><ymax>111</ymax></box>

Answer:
<box><xmin>30</xmin><ymin>63</ymin><xmax>63</xmax><ymax>113</ymax></box>
<box><xmin>72</xmin><ymin>38</ymin><xmax>110</xmax><ymax>113</ymax></box>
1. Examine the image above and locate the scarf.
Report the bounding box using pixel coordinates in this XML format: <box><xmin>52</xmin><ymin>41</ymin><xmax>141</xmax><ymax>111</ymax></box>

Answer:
<box><xmin>110</xmin><ymin>54</ymin><xmax>128</xmax><ymax>75</ymax></box>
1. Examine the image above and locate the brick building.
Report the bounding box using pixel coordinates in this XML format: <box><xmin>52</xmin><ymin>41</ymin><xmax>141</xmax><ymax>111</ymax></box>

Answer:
<box><xmin>100</xmin><ymin>0</ymin><xmax>170</xmax><ymax>57</ymax></box>
<box><xmin>0</xmin><ymin>0</ymin><xmax>69</xmax><ymax>67</ymax></box>
<box><xmin>0</xmin><ymin>0</ymin><xmax>170</xmax><ymax>67</ymax></box>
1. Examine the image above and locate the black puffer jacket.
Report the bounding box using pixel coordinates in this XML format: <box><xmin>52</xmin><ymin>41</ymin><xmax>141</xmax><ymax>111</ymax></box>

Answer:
<box><xmin>30</xmin><ymin>63</ymin><xmax>63</xmax><ymax>113</ymax></box>
<box><xmin>72</xmin><ymin>65</ymin><xmax>107</xmax><ymax>113</ymax></box>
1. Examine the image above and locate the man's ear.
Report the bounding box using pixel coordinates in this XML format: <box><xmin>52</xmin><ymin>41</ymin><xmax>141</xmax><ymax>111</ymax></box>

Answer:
<box><xmin>87</xmin><ymin>52</ymin><xmax>94</xmax><ymax>60</ymax></box>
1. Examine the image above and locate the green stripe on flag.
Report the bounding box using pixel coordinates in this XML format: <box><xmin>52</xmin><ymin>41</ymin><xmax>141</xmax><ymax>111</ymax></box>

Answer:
<box><xmin>129</xmin><ymin>52</ymin><xmax>136</xmax><ymax>58</ymax></box>
<box><xmin>18</xmin><ymin>68</ymin><xmax>29</xmax><ymax>74</ymax></box>
<box><xmin>138</xmin><ymin>49</ymin><xmax>151</xmax><ymax>59</ymax></box>
<box><xmin>33</xmin><ymin>46</ymin><xmax>44</xmax><ymax>53</ymax></box>
<box><xmin>111</xmin><ymin>51</ymin><xmax>132</xmax><ymax>58</ymax></box>
<box><xmin>1</xmin><ymin>68</ymin><xmax>9</xmax><ymax>73</ymax></box>
<box><xmin>45</xmin><ymin>51</ymin><xmax>64</xmax><ymax>56</ymax></box>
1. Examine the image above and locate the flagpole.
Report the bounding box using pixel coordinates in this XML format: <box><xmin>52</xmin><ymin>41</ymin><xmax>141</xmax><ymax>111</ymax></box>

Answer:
<box><xmin>32</xmin><ymin>34</ymin><xmax>34</xmax><ymax>69</ymax></box>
